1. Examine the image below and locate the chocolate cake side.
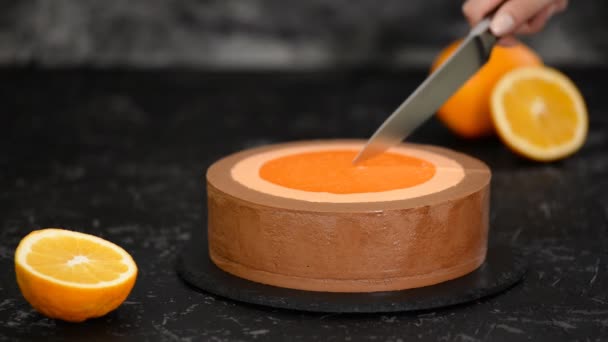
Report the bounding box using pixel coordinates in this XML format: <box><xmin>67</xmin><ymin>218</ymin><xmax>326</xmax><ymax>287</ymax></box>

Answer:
<box><xmin>206</xmin><ymin>140</ymin><xmax>491</xmax><ymax>293</ymax></box>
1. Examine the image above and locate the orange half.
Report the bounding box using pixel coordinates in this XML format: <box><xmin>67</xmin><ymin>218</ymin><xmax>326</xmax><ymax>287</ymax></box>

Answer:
<box><xmin>14</xmin><ymin>228</ymin><xmax>138</xmax><ymax>322</ymax></box>
<box><xmin>491</xmin><ymin>66</ymin><xmax>588</xmax><ymax>161</ymax></box>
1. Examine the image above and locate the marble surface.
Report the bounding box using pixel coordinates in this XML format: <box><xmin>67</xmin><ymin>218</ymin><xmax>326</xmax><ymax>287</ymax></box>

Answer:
<box><xmin>0</xmin><ymin>0</ymin><xmax>607</xmax><ymax>68</ymax></box>
<box><xmin>0</xmin><ymin>68</ymin><xmax>607</xmax><ymax>341</ymax></box>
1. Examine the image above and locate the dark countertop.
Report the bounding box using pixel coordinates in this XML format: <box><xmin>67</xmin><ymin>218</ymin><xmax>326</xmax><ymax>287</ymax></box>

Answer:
<box><xmin>0</xmin><ymin>68</ymin><xmax>607</xmax><ymax>341</ymax></box>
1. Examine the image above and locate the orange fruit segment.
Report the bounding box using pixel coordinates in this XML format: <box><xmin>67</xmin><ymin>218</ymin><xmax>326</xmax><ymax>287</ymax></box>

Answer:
<box><xmin>491</xmin><ymin>66</ymin><xmax>588</xmax><ymax>161</ymax></box>
<box><xmin>15</xmin><ymin>228</ymin><xmax>138</xmax><ymax>322</ymax></box>
<box><xmin>431</xmin><ymin>40</ymin><xmax>542</xmax><ymax>138</ymax></box>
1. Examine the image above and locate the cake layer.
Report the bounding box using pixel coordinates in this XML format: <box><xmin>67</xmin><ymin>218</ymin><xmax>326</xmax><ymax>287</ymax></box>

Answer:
<box><xmin>206</xmin><ymin>140</ymin><xmax>491</xmax><ymax>292</ymax></box>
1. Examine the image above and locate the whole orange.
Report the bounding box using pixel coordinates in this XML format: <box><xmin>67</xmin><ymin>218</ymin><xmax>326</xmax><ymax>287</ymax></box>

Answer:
<box><xmin>430</xmin><ymin>40</ymin><xmax>542</xmax><ymax>138</ymax></box>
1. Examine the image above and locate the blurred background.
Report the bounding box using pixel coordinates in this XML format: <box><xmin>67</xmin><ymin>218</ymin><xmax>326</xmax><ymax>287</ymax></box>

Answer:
<box><xmin>1</xmin><ymin>0</ymin><xmax>606</xmax><ymax>69</ymax></box>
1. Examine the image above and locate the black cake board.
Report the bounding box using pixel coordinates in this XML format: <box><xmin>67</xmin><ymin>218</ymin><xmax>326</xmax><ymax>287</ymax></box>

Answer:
<box><xmin>177</xmin><ymin>231</ymin><xmax>526</xmax><ymax>313</ymax></box>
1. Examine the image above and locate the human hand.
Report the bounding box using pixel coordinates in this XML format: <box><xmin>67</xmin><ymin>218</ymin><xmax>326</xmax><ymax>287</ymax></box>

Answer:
<box><xmin>462</xmin><ymin>0</ymin><xmax>568</xmax><ymax>45</ymax></box>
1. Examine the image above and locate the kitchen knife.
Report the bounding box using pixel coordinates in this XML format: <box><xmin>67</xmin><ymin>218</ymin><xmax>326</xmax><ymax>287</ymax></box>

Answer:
<box><xmin>353</xmin><ymin>18</ymin><xmax>497</xmax><ymax>164</ymax></box>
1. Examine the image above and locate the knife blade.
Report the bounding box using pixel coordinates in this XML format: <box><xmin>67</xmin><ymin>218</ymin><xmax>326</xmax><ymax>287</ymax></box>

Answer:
<box><xmin>353</xmin><ymin>18</ymin><xmax>497</xmax><ymax>164</ymax></box>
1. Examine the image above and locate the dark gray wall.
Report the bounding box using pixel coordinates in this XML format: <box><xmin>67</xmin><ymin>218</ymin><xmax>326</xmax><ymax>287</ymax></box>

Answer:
<box><xmin>1</xmin><ymin>0</ymin><xmax>606</xmax><ymax>68</ymax></box>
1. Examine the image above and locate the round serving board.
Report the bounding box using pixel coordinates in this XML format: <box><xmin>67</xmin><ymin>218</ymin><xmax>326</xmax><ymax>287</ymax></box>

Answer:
<box><xmin>177</xmin><ymin>234</ymin><xmax>526</xmax><ymax>313</ymax></box>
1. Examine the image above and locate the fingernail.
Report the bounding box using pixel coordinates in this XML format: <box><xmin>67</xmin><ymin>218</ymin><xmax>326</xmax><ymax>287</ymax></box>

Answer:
<box><xmin>491</xmin><ymin>13</ymin><xmax>515</xmax><ymax>36</ymax></box>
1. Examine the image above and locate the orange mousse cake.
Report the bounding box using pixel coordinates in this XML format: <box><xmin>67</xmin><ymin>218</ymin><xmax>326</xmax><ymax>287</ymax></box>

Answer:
<box><xmin>206</xmin><ymin>140</ymin><xmax>491</xmax><ymax>292</ymax></box>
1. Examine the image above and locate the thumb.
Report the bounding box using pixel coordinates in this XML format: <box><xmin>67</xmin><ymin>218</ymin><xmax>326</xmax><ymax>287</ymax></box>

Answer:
<box><xmin>490</xmin><ymin>0</ymin><xmax>555</xmax><ymax>36</ymax></box>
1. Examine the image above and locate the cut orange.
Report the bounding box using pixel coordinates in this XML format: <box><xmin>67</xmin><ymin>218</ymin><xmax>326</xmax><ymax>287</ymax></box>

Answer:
<box><xmin>14</xmin><ymin>228</ymin><xmax>137</xmax><ymax>322</ymax></box>
<box><xmin>491</xmin><ymin>66</ymin><xmax>588</xmax><ymax>162</ymax></box>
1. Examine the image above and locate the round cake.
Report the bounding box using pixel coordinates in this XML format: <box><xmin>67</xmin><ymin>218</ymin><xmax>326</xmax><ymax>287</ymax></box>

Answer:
<box><xmin>206</xmin><ymin>140</ymin><xmax>491</xmax><ymax>293</ymax></box>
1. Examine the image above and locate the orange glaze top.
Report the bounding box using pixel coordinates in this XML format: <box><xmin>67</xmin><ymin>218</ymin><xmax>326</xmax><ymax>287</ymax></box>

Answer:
<box><xmin>259</xmin><ymin>150</ymin><xmax>436</xmax><ymax>194</ymax></box>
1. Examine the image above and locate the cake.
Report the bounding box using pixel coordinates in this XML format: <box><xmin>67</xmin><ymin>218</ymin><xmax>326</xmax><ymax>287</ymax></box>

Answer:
<box><xmin>206</xmin><ymin>140</ymin><xmax>491</xmax><ymax>293</ymax></box>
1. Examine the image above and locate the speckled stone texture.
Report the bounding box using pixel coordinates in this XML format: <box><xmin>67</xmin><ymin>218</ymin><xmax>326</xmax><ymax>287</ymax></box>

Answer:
<box><xmin>0</xmin><ymin>68</ymin><xmax>607</xmax><ymax>340</ymax></box>
<box><xmin>0</xmin><ymin>0</ymin><xmax>606</xmax><ymax>67</ymax></box>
